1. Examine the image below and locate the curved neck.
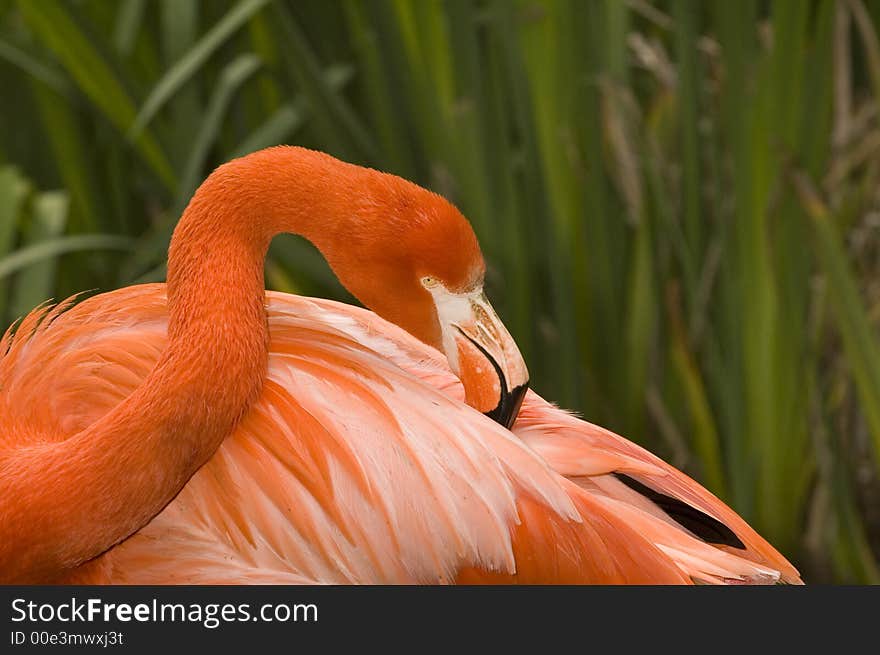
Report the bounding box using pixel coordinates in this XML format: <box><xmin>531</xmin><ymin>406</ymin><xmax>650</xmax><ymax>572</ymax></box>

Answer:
<box><xmin>0</xmin><ymin>147</ymin><xmax>370</xmax><ymax>582</ymax></box>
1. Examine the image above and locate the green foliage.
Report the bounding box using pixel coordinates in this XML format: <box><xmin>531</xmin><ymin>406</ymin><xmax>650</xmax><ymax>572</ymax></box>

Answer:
<box><xmin>1</xmin><ymin>0</ymin><xmax>879</xmax><ymax>582</ymax></box>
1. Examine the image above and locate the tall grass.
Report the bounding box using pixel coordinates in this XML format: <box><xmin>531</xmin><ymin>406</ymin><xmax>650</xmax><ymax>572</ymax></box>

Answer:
<box><xmin>1</xmin><ymin>0</ymin><xmax>879</xmax><ymax>582</ymax></box>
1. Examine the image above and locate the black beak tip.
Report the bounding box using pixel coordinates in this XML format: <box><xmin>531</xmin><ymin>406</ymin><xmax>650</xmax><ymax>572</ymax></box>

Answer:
<box><xmin>484</xmin><ymin>382</ymin><xmax>529</xmax><ymax>430</ymax></box>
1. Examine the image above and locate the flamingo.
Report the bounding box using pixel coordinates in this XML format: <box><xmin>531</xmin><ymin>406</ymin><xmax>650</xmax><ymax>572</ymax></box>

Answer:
<box><xmin>0</xmin><ymin>147</ymin><xmax>800</xmax><ymax>584</ymax></box>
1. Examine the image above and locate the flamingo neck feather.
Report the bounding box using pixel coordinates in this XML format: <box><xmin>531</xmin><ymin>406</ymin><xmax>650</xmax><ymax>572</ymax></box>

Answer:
<box><xmin>0</xmin><ymin>147</ymin><xmax>372</xmax><ymax>582</ymax></box>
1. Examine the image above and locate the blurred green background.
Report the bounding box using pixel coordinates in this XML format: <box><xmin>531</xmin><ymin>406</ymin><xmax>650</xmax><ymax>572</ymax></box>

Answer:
<box><xmin>1</xmin><ymin>0</ymin><xmax>879</xmax><ymax>583</ymax></box>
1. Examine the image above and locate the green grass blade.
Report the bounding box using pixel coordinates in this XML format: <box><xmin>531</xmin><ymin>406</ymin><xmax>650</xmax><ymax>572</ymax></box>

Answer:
<box><xmin>342</xmin><ymin>0</ymin><xmax>415</xmax><ymax>175</ymax></box>
<box><xmin>177</xmin><ymin>53</ymin><xmax>262</xmax><ymax>204</ymax></box>
<box><xmin>9</xmin><ymin>191</ymin><xmax>68</xmax><ymax>318</ymax></box>
<box><xmin>161</xmin><ymin>0</ymin><xmax>201</xmax><ymax>170</ymax></box>
<box><xmin>230</xmin><ymin>65</ymin><xmax>352</xmax><ymax>160</ymax></box>
<box><xmin>667</xmin><ymin>285</ymin><xmax>727</xmax><ymax>495</ymax></box>
<box><xmin>272</xmin><ymin>3</ymin><xmax>378</xmax><ymax>162</ymax></box>
<box><xmin>16</xmin><ymin>0</ymin><xmax>175</xmax><ymax>190</ymax></box>
<box><xmin>0</xmin><ymin>167</ymin><xmax>29</xmax><ymax>258</ymax></box>
<box><xmin>0</xmin><ymin>233</ymin><xmax>134</xmax><ymax>284</ymax></box>
<box><xmin>793</xmin><ymin>172</ymin><xmax>880</xmax><ymax>463</ymax></box>
<box><xmin>31</xmin><ymin>83</ymin><xmax>104</xmax><ymax>232</ymax></box>
<box><xmin>0</xmin><ymin>166</ymin><xmax>30</xmax><ymax>319</ymax></box>
<box><xmin>0</xmin><ymin>36</ymin><xmax>72</xmax><ymax>96</ymax></box>
<box><xmin>673</xmin><ymin>0</ymin><xmax>702</xmax><ymax>291</ymax></box>
<box><xmin>113</xmin><ymin>0</ymin><xmax>147</xmax><ymax>56</ymax></box>
<box><xmin>130</xmin><ymin>0</ymin><xmax>272</xmax><ymax>138</ymax></box>
<box><xmin>230</xmin><ymin>104</ymin><xmax>305</xmax><ymax>159</ymax></box>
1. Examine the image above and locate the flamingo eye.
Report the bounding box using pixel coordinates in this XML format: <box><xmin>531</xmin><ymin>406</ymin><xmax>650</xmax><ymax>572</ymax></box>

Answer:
<box><xmin>421</xmin><ymin>276</ymin><xmax>440</xmax><ymax>289</ymax></box>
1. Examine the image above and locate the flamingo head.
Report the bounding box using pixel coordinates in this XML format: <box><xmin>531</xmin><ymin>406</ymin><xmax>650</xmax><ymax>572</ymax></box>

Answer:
<box><xmin>325</xmin><ymin>172</ymin><xmax>530</xmax><ymax>429</ymax></box>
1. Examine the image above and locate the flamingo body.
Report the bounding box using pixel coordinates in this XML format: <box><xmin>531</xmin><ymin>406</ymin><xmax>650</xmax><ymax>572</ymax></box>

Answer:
<box><xmin>1</xmin><ymin>284</ymin><xmax>799</xmax><ymax>584</ymax></box>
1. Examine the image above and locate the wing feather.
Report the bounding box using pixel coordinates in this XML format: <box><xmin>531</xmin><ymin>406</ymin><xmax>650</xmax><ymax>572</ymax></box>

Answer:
<box><xmin>0</xmin><ymin>285</ymin><xmax>799</xmax><ymax>584</ymax></box>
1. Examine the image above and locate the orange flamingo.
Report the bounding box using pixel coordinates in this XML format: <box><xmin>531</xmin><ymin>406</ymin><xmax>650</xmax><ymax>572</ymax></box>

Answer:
<box><xmin>0</xmin><ymin>147</ymin><xmax>800</xmax><ymax>584</ymax></box>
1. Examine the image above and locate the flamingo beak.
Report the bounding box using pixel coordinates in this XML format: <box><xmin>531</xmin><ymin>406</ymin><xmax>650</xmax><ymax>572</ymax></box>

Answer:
<box><xmin>453</xmin><ymin>322</ymin><xmax>529</xmax><ymax>429</ymax></box>
<box><xmin>426</xmin><ymin>282</ymin><xmax>529</xmax><ymax>429</ymax></box>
